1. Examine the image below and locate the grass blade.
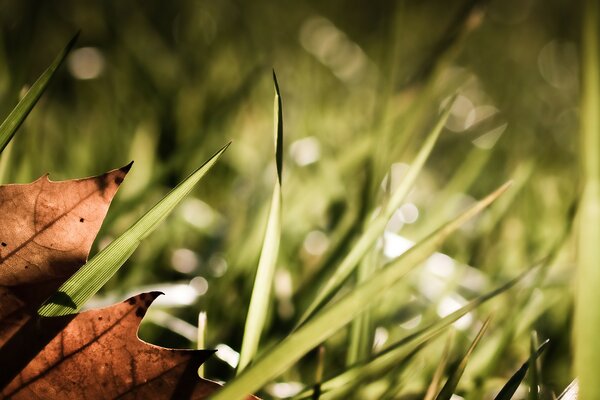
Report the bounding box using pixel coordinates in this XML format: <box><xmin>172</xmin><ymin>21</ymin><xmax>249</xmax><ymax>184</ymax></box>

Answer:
<box><xmin>575</xmin><ymin>0</ymin><xmax>600</xmax><ymax>398</ymax></box>
<box><xmin>212</xmin><ymin>181</ymin><xmax>511</xmax><ymax>400</ymax></box>
<box><xmin>435</xmin><ymin>318</ymin><xmax>491</xmax><ymax>400</ymax></box>
<box><xmin>528</xmin><ymin>332</ymin><xmax>539</xmax><ymax>400</ymax></box>
<box><xmin>237</xmin><ymin>72</ymin><xmax>284</xmax><ymax>373</ymax></box>
<box><xmin>0</xmin><ymin>33</ymin><xmax>78</xmax><ymax>153</ymax></box>
<box><xmin>295</xmin><ymin>269</ymin><xmax>530</xmax><ymax>399</ymax></box>
<box><xmin>493</xmin><ymin>339</ymin><xmax>549</xmax><ymax>400</ymax></box>
<box><xmin>197</xmin><ymin>311</ymin><xmax>207</xmax><ymax>378</ymax></box>
<box><xmin>38</xmin><ymin>143</ymin><xmax>230</xmax><ymax>316</ymax></box>
<box><xmin>298</xmin><ymin>98</ymin><xmax>455</xmax><ymax>326</ymax></box>
<box><xmin>424</xmin><ymin>333</ymin><xmax>454</xmax><ymax>400</ymax></box>
<box><xmin>557</xmin><ymin>379</ymin><xmax>579</xmax><ymax>400</ymax></box>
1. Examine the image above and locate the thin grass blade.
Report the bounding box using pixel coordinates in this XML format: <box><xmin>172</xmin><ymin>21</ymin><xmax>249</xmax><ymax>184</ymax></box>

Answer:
<box><xmin>493</xmin><ymin>339</ymin><xmax>549</xmax><ymax>400</ymax></box>
<box><xmin>298</xmin><ymin>98</ymin><xmax>455</xmax><ymax>326</ymax></box>
<box><xmin>424</xmin><ymin>333</ymin><xmax>454</xmax><ymax>400</ymax></box>
<box><xmin>435</xmin><ymin>318</ymin><xmax>490</xmax><ymax>400</ymax></box>
<box><xmin>295</xmin><ymin>269</ymin><xmax>531</xmax><ymax>399</ymax></box>
<box><xmin>38</xmin><ymin>143</ymin><xmax>230</xmax><ymax>316</ymax></box>
<box><xmin>212</xmin><ymin>181</ymin><xmax>511</xmax><ymax>400</ymax></box>
<box><xmin>237</xmin><ymin>72</ymin><xmax>284</xmax><ymax>373</ymax></box>
<box><xmin>557</xmin><ymin>379</ymin><xmax>579</xmax><ymax>400</ymax></box>
<box><xmin>528</xmin><ymin>332</ymin><xmax>540</xmax><ymax>400</ymax></box>
<box><xmin>0</xmin><ymin>33</ymin><xmax>78</xmax><ymax>153</ymax></box>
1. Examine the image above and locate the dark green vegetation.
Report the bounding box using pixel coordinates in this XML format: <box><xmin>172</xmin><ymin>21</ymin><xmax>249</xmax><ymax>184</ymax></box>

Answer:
<box><xmin>0</xmin><ymin>0</ymin><xmax>593</xmax><ymax>398</ymax></box>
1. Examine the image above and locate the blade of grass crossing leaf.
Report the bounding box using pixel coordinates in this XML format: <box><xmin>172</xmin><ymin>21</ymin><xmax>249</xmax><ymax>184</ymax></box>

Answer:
<box><xmin>0</xmin><ymin>33</ymin><xmax>78</xmax><ymax>153</ymax></box>
<box><xmin>295</xmin><ymin>269</ymin><xmax>530</xmax><ymax>399</ymax></box>
<box><xmin>298</xmin><ymin>98</ymin><xmax>455</xmax><ymax>326</ymax></box>
<box><xmin>435</xmin><ymin>318</ymin><xmax>490</xmax><ymax>400</ymax></box>
<box><xmin>493</xmin><ymin>339</ymin><xmax>549</xmax><ymax>400</ymax></box>
<box><xmin>38</xmin><ymin>143</ymin><xmax>230</xmax><ymax>316</ymax></box>
<box><xmin>237</xmin><ymin>72</ymin><xmax>283</xmax><ymax>373</ymax></box>
<box><xmin>575</xmin><ymin>0</ymin><xmax>600</xmax><ymax>398</ymax></box>
<box><xmin>0</xmin><ymin>140</ymin><xmax>14</xmax><ymax>183</ymax></box>
<box><xmin>212</xmin><ymin>182</ymin><xmax>510</xmax><ymax>400</ymax></box>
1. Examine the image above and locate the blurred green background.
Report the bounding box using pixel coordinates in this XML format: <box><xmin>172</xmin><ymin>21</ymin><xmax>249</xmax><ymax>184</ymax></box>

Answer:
<box><xmin>0</xmin><ymin>0</ymin><xmax>582</xmax><ymax>398</ymax></box>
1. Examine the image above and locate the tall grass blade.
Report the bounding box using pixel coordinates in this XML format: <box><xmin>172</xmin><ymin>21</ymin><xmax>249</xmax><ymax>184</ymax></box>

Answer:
<box><xmin>237</xmin><ymin>72</ymin><xmax>284</xmax><ymax>372</ymax></box>
<box><xmin>298</xmin><ymin>98</ymin><xmax>455</xmax><ymax>326</ymax></box>
<box><xmin>212</xmin><ymin>181</ymin><xmax>510</xmax><ymax>400</ymax></box>
<box><xmin>493</xmin><ymin>339</ymin><xmax>549</xmax><ymax>400</ymax></box>
<box><xmin>575</xmin><ymin>0</ymin><xmax>600</xmax><ymax>398</ymax></box>
<box><xmin>0</xmin><ymin>33</ymin><xmax>78</xmax><ymax>154</ymax></box>
<box><xmin>38</xmin><ymin>143</ymin><xmax>230</xmax><ymax>316</ymax></box>
<box><xmin>435</xmin><ymin>318</ymin><xmax>490</xmax><ymax>400</ymax></box>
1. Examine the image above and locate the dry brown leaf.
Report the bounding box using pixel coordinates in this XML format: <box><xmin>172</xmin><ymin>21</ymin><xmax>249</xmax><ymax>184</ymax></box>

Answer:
<box><xmin>1</xmin><ymin>292</ymin><xmax>229</xmax><ymax>399</ymax></box>
<box><xmin>0</xmin><ymin>164</ymin><xmax>131</xmax><ymax>347</ymax></box>
<box><xmin>0</xmin><ymin>166</ymin><xmax>259</xmax><ymax>399</ymax></box>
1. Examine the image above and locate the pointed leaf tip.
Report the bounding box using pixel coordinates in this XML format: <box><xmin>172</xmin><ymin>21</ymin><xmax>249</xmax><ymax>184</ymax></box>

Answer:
<box><xmin>120</xmin><ymin>160</ymin><xmax>134</xmax><ymax>174</ymax></box>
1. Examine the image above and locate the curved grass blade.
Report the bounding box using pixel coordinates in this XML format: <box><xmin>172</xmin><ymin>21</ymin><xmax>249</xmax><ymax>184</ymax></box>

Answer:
<box><xmin>493</xmin><ymin>339</ymin><xmax>549</xmax><ymax>400</ymax></box>
<box><xmin>212</xmin><ymin>181</ymin><xmax>511</xmax><ymax>400</ymax></box>
<box><xmin>0</xmin><ymin>33</ymin><xmax>78</xmax><ymax>153</ymax></box>
<box><xmin>237</xmin><ymin>71</ymin><xmax>284</xmax><ymax>373</ymax></box>
<box><xmin>298</xmin><ymin>97</ymin><xmax>455</xmax><ymax>326</ymax></box>
<box><xmin>435</xmin><ymin>318</ymin><xmax>491</xmax><ymax>400</ymax></box>
<box><xmin>38</xmin><ymin>143</ymin><xmax>230</xmax><ymax>316</ymax></box>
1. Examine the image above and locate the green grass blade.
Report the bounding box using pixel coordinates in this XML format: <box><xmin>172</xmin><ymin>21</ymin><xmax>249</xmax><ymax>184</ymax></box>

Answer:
<box><xmin>38</xmin><ymin>143</ymin><xmax>230</xmax><ymax>317</ymax></box>
<box><xmin>435</xmin><ymin>318</ymin><xmax>490</xmax><ymax>400</ymax></box>
<box><xmin>298</xmin><ymin>98</ymin><xmax>455</xmax><ymax>326</ymax></box>
<box><xmin>295</xmin><ymin>269</ymin><xmax>530</xmax><ymax>399</ymax></box>
<box><xmin>346</xmin><ymin>250</ymin><xmax>376</xmax><ymax>366</ymax></box>
<box><xmin>424</xmin><ymin>334</ymin><xmax>453</xmax><ymax>400</ymax></box>
<box><xmin>575</xmin><ymin>0</ymin><xmax>600</xmax><ymax>398</ymax></box>
<box><xmin>212</xmin><ymin>181</ymin><xmax>510</xmax><ymax>400</ymax></box>
<box><xmin>237</xmin><ymin>72</ymin><xmax>284</xmax><ymax>373</ymax></box>
<box><xmin>0</xmin><ymin>33</ymin><xmax>78</xmax><ymax>154</ymax></box>
<box><xmin>493</xmin><ymin>339</ymin><xmax>549</xmax><ymax>400</ymax></box>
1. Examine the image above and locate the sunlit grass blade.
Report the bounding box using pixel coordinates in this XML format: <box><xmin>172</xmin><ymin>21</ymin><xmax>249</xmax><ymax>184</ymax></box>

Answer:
<box><xmin>346</xmin><ymin>250</ymin><xmax>376</xmax><ymax>366</ymax></box>
<box><xmin>212</xmin><ymin>181</ymin><xmax>511</xmax><ymax>400</ymax></box>
<box><xmin>435</xmin><ymin>318</ymin><xmax>490</xmax><ymax>400</ymax></box>
<box><xmin>493</xmin><ymin>339</ymin><xmax>549</xmax><ymax>400</ymax></box>
<box><xmin>0</xmin><ymin>33</ymin><xmax>78</xmax><ymax>154</ymax></box>
<box><xmin>197</xmin><ymin>311</ymin><xmax>207</xmax><ymax>378</ymax></box>
<box><xmin>424</xmin><ymin>333</ymin><xmax>453</xmax><ymax>400</ymax></box>
<box><xmin>575</xmin><ymin>0</ymin><xmax>600</xmax><ymax>398</ymax></box>
<box><xmin>557</xmin><ymin>379</ymin><xmax>579</xmax><ymax>400</ymax></box>
<box><xmin>298</xmin><ymin>97</ymin><xmax>455</xmax><ymax>326</ymax></box>
<box><xmin>237</xmin><ymin>72</ymin><xmax>284</xmax><ymax>373</ymax></box>
<box><xmin>37</xmin><ymin>143</ymin><xmax>230</xmax><ymax>316</ymax></box>
<box><xmin>295</xmin><ymin>268</ymin><xmax>530</xmax><ymax>399</ymax></box>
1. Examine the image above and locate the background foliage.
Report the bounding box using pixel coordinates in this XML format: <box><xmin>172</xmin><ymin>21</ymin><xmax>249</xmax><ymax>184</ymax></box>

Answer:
<box><xmin>0</xmin><ymin>0</ymin><xmax>582</xmax><ymax>398</ymax></box>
